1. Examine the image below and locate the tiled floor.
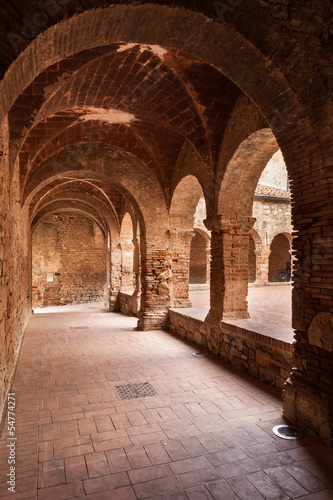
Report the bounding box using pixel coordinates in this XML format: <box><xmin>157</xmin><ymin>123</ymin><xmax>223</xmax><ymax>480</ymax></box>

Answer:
<box><xmin>186</xmin><ymin>285</ymin><xmax>293</xmax><ymax>343</ymax></box>
<box><xmin>0</xmin><ymin>303</ymin><xmax>332</xmax><ymax>499</ymax></box>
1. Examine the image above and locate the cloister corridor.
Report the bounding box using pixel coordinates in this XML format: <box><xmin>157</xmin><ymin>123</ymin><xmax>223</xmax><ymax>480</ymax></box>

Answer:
<box><xmin>0</xmin><ymin>302</ymin><xmax>332</xmax><ymax>500</ymax></box>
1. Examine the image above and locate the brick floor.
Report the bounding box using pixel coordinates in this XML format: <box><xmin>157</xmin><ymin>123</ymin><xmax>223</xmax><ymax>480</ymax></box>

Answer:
<box><xmin>0</xmin><ymin>302</ymin><xmax>332</xmax><ymax>499</ymax></box>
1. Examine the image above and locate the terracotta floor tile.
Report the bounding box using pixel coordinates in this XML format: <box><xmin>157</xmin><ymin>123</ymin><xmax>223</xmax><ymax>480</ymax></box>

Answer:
<box><xmin>65</xmin><ymin>455</ymin><xmax>88</xmax><ymax>482</ymax></box>
<box><xmin>0</xmin><ymin>303</ymin><xmax>331</xmax><ymax>499</ymax></box>
<box><xmin>177</xmin><ymin>467</ymin><xmax>222</xmax><ymax>489</ymax></box>
<box><xmin>133</xmin><ymin>475</ymin><xmax>182</xmax><ymax>499</ymax></box>
<box><xmin>246</xmin><ymin>470</ymin><xmax>290</xmax><ymax>499</ymax></box>
<box><xmin>128</xmin><ymin>464</ymin><xmax>172</xmax><ymax>484</ymax></box>
<box><xmin>169</xmin><ymin>456</ymin><xmax>212</xmax><ymax>475</ymax></box>
<box><xmin>85</xmin><ymin>451</ymin><xmax>110</xmax><ymax>478</ymax></box>
<box><xmin>143</xmin><ymin>442</ymin><xmax>170</xmax><ymax>465</ymax></box>
<box><xmin>206</xmin><ymin>479</ymin><xmax>239</xmax><ymax>500</ymax></box>
<box><xmin>125</xmin><ymin>444</ymin><xmax>152</xmax><ymax>469</ymax></box>
<box><xmin>185</xmin><ymin>484</ymin><xmax>213</xmax><ymax>499</ymax></box>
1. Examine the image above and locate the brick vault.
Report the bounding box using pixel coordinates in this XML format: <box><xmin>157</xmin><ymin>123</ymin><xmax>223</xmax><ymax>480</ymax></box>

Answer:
<box><xmin>0</xmin><ymin>0</ymin><xmax>332</xmax><ymax>463</ymax></box>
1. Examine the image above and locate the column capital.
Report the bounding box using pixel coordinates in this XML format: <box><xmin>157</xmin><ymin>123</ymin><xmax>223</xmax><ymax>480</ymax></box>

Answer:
<box><xmin>204</xmin><ymin>215</ymin><xmax>256</xmax><ymax>233</ymax></box>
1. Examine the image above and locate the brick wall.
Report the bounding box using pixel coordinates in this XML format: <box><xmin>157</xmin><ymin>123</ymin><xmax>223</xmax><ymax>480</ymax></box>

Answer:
<box><xmin>32</xmin><ymin>213</ymin><xmax>107</xmax><ymax>307</ymax></box>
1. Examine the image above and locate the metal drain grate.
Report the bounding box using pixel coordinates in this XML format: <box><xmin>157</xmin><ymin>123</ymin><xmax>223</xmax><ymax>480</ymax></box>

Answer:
<box><xmin>116</xmin><ymin>382</ymin><xmax>157</xmax><ymax>400</ymax></box>
<box><xmin>70</xmin><ymin>326</ymin><xmax>89</xmax><ymax>330</ymax></box>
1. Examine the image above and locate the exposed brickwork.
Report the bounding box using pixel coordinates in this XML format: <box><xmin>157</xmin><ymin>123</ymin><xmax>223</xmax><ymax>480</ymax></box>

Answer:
<box><xmin>0</xmin><ymin>1</ymin><xmax>331</xmax><ymax>449</ymax></box>
<box><xmin>32</xmin><ymin>213</ymin><xmax>107</xmax><ymax>307</ymax></box>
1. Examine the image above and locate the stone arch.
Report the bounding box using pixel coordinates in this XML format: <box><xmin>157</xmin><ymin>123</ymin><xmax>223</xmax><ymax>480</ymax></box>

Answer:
<box><xmin>269</xmin><ymin>233</ymin><xmax>292</xmax><ymax>282</ymax></box>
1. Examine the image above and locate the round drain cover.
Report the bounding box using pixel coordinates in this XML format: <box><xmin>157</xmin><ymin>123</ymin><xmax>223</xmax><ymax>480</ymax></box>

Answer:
<box><xmin>192</xmin><ymin>352</ymin><xmax>207</xmax><ymax>357</ymax></box>
<box><xmin>272</xmin><ymin>425</ymin><xmax>304</xmax><ymax>440</ymax></box>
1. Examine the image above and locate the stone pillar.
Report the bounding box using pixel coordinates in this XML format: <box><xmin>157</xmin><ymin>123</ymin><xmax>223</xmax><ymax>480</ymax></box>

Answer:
<box><xmin>170</xmin><ymin>229</ymin><xmax>195</xmax><ymax>307</ymax></box>
<box><xmin>255</xmin><ymin>246</ymin><xmax>270</xmax><ymax>286</ymax></box>
<box><xmin>137</xmin><ymin>246</ymin><xmax>171</xmax><ymax>330</ymax></box>
<box><xmin>120</xmin><ymin>240</ymin><xmax>134</xmax><ymax>291</ymax></box>
<box><xmin>204</xmin><ymin>215</ymin><xmax>255</xmax><ymax>321</ymax></box>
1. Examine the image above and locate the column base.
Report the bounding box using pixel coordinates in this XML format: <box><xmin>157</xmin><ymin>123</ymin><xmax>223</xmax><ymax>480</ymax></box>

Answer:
<box><xmin>137</xmin><ymin>311</ymin><xmax>169</xmax><ymax>331</ymax></box>
<box><xmin>283</xmin><ymin>373</ymin><xmax>333</xmax><ymax>447</ymax></box>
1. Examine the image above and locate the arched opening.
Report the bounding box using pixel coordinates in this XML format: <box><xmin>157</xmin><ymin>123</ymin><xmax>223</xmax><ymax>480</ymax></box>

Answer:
<box><xmin>190</xmin><ymin>230</ymin><xmax>209</xmax><ymax>284</ymax></box>
<box><xmin>269</xmin><ymin>233</ymin><xmax>292</xmax><ymax>282</ymax></box>
<box><xmin>120</xmin><ymin>213</ymin><xmax>135</xmax><ymax>291</ymax></box>
<box><xmin>0</xmin><ymin>2</ymin><xmax>331</xmax><ymax>454</ymax></box>
<box><xmin>32</xmin><ymin>211</ymin><xmax>107</xmax><ymax>308</ymax></box>
<box><xmin>248</xmin><ymin>234</ymin><xmax>256</xmax><ymax>283</ymax></box>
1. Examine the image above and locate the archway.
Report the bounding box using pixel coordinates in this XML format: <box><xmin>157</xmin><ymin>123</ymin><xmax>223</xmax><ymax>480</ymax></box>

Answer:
<box><xmin>190</xmin><ymin>230</ymin><xmax>209</xmax><ymax>284</ymax></box>
<box><xmin>248</xmin><ymin>234</ymin><xmax>256</xmax><ymax>283</ymax></box>
<box><xmin>119</xmin><ymin>213</ymin><xmax>135</xmax><ymax>291</ymax></box>
<box><xmin>269</xmin><ymin>233</ymin><xmax>292</xmax><ymax>282</ymax></box>
<box><xmin>0</xmin><ymin>3</ymin><xmax>330</xmax><ymax>447</ymax></box>
<box><xmin>32</xmin><ymin>210</ymin><xmax>107</xmax><ymax>308</ymax></box>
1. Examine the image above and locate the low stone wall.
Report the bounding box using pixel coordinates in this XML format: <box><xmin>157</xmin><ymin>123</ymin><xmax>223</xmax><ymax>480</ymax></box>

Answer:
<box><xmin>169</xmin><ymin>309</ymin><xmax>292</xmax><ymax>392</ymax></box>
<box><xmin>119</xmin><ymin>291</ymin><xmax>137</xmax><ymax>316</ymax></box>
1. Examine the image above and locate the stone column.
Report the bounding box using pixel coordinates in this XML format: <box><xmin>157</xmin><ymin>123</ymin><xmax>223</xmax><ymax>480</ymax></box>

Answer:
<box><xmin>170</xmin><ymin>229</ymin><xmax>195</xmax><ymax>308</ymax></box>
<box><xmin>137</xmin><ymin>246</ymin><xmax>171</xmax><ymax>330</ymax></box>
<box><xmin>204</xmin><ymin>215</ymin><xmax>255</xmax><ymax>321</ymax></box>
<box><xmin>255</xmin><ymin>246</ymin><xmax>270</xmax><ymax>286</ymax></box>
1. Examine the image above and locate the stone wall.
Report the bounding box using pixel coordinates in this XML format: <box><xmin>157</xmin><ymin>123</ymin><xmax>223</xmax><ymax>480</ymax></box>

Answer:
<box><xmin>32</xmin><ymin>213</ymin><xmax>107</xmax><ymax>307</ymax></box>
<box><xmin>169</xmin><ymin>310</ymin><xmax>292</xmax><ymax>393</ymax></box>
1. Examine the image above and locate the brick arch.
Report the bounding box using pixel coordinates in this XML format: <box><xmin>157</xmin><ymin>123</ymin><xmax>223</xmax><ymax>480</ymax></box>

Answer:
<box><xmin>0</xmin><ymin>4</ymin><xmax>320</xmax><ymax>176</ymax></box>
<box><xmin>269</xmin><ymin>230</ymin><xmax>293</xmax><ymax>248</ymax></box>
<box><xmin>28</xmin><ymin>180</ymin><xmax>125</xmax><ymax>231</ymax></box>
<box><xmin>120</xmin><ymin>213</ymin><xmax>134</xmax><ymax>241</ymax></box>
<box><xmin>217</xmin><ymin>128</ymin><xmax>280</xmax><ymax>217</ymax></box>
<box><xmin>31</xmin><ymin>190</ymin><xmax>119</xmax><ymax>234</ymax></box>
<box><xmin>32</xmin><ymin>202</ymin><xmax>108</xmax><ymax>238</ymax></box>
<box><xmin>20</xmin><ymin>119</ymin><xmax>166</xmax><ymax>195</ymax></box>
<box><xmin>170</xmin><ymin>175</ymin><xmax>203</xmax><ymax>230</ymax></box>
<box><xmin>250</xmin><ymin>228</ymin><xmax>263</xmax><ymax>251</ymax></box>
<box><xmin>22</xmin><ymin>144</ymin><xmax>170</xmax><ymax>244</ymax></box>
<box><xmin>269</xmin><ymin>233</ymin><xmax>292</xmax><ymax>282</ymax></box>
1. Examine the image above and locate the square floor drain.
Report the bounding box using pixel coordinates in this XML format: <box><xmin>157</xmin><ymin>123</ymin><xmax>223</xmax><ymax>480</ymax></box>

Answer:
<box><xmin>115</xmin><ymin>382</ymin><xmax>157</xmax><ymax>400</ymax></box>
